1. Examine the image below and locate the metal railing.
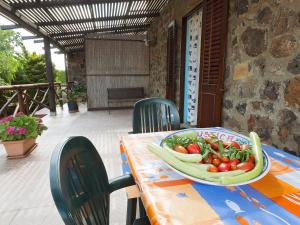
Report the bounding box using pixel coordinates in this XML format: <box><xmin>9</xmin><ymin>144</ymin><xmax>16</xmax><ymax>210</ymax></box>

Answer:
<box><xmin>0</xmin><ymin>83</ymin><xmax>64</xmax><ymax>117</ymax></box>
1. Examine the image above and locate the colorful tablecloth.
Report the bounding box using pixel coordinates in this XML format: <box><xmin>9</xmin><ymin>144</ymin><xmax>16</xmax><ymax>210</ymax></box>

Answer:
<box><xmin>120</xmin><ymin>130</ymin><xmax>300</xmax><ymax>225</ymax></box>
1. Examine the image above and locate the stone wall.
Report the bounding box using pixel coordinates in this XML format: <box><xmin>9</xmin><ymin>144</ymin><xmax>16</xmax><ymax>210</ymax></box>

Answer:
<box><xmin>66</xmin><ymin>50</ymin><xmax>86</xmax><ymax>84</ymax></box>
<box><xmin>148</xmin><ymin>0</ymin><xmax>203</xmax><ymax>104</ymax></box>
<box><xmin>149</xmin><ymin>0</ymin><xmax>300</xmax><ymax>153</ymax></box>
<box><xmin>223</xmin><ymin>0</ymin><xmax>300</xmax><ymax>154</ymax></box>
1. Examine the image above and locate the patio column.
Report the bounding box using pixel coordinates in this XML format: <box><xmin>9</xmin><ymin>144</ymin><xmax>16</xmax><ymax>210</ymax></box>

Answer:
<box><xmin>44</xmin><ymin>37</ymin><xmax>57</xmax><ymax>116</ymax></box>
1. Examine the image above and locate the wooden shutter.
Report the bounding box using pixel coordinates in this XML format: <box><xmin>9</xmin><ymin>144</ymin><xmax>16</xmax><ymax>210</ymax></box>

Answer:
<box><xmin>197</xmin><ymin>0</ymin><xmax>229</xmax><ymax>127</ymax></box>
<box><xmin>166</xmin><ymin>20</ymin><xmax>177</xmax><ymax>102</ymax></box>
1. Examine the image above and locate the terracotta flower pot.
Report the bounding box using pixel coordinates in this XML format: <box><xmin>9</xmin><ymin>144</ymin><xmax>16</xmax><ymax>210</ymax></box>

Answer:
<box><xmin>1</xmin><ymin>138</ymin><xmax>36</xmax><ymax>159</ymax></box>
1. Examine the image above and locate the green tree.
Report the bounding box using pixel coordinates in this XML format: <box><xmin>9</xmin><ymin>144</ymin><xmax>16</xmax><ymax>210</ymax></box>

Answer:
<box><xmin>0</xmin><ymin>29</ymin><xmax>23</xmax><ymax>84</ymax></box>
<box><xmin>55</xmin><ymin>69</ymin><xmax>66</xmax><ymax>84</ymax></box>
<box><xmin>13</xmin><ymin>49</ymin><xmax>66</xmax><ymax>85</ymax></box>
<box><xmin>13</xmin><ymin>49</ymin><xmax>47</xmax><ymax>84</ymax></box>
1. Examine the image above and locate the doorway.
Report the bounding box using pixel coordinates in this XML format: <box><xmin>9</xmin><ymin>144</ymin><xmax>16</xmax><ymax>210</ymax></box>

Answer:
<box><xmin>180</xmin><ymin>0</ymin><xmax>229</xmax><ymax>127</ymax></box>
<box><xmin>182</xmin><ymin>7</ymin><xmax>203</xmax><ymax>126</ymax></box>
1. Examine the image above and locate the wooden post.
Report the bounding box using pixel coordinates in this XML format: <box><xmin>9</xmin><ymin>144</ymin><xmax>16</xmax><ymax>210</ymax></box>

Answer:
<box><xmin>17</xmin><ymin>90</ymin><xmax>26</xmax><ymax>114</ymax></box>
<box><xmin>44</xmin><ymin>37</ymin><xmax>57</xmax><ymax>116</ymax></box>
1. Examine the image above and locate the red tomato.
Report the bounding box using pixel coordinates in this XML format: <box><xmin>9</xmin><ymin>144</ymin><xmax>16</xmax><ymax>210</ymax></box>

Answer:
<box><xmin>186</xmin><ymin>144</ymin><xmax>200</xmax><ymax>154</ymax></box>
<box><xmin>212</xmin><ymin>158</ymin><xmax>221</xmax><ymax>167</ymax></box>
<box><xmin>223</xmin><ymin>141</ymin><xmax>241</xmax><ymax>150</ymax></box>
<box><xmin>208</xmin><ymin>165</ymin><xmax>218</xmax><ymax>172</ymax></box>
<box><xmin>210</xmin><ymin>143</ymin><xmax>219</xmax><ymax>151</ymax></box>
<box><xmin>241</xmin><ymin>144</ymin><xmax>250</xmax><ymax>150</ymax></box>
<box><xmin>223</xmin><ymin>141</ymin><xmax>231</xmax><ymax>148</ymax></box>
<box><xmin>237</xmin><ymin>162</ymin><xmax>255</xmax><ymax>171</ymax></box>
<box><xmin>231</xmin><ymin>164</ymin><xmax>238</xmax><ymax>170</ymax></box>
<box><xmin>248</xmin><ymin>155</ymin><xmax>255</xmax><ymax>163</ymax></box>
<box><xmin>218</xmin><ymin>162</ymin><xmax>232</xmax><ymax>172</ymax></box>
<box><xmin>221</xmin><ymin>157</ymin><xmax>230</xmax><ymax>163</ymax></box>
<box><xmin>231</xmin><ymin>141</ymin><xmax>241</xmax><ymax>150</ymax></box>
<box><xmin>230</xmin><ymin>159</ymin><xmax>240</xmax><ymax>170</ymax></box>
<box><xmin>173</xmin><ymin>145</ymin><xmax>188</xmax><ymax>154</ymax></box>
<box><xmin>204</xmin><ymin>153</ymin><xmax>214</xmax><ymax>164</ymax></box>
<box><xmin>230</xmin><ymin>158</ymin><xmax>240</xmax><ymax>166</ymax></box>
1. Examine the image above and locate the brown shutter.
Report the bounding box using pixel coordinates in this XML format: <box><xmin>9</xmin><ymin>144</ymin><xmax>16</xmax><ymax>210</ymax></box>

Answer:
<box><xmin>166</xmin><ymin>20</ymin><xmax>177</xmax><ymax>102</ymax></box>
<box><xmin>197</xmin><ymin>0</ymin><xmax>229</xmax><ymax>127</ymax></box>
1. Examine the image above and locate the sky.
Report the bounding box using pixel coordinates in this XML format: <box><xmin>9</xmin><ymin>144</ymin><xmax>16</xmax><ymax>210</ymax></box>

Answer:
<box><xmin>0</xmin><ymin>15</ymin><xmax>65</xmax><ymax>70</ymax></box>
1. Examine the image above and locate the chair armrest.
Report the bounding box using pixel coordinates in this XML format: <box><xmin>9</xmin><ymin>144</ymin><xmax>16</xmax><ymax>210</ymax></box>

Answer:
<box><xmin>109</xmin><ymin>174</ymin><xmax>136</xmax><ymax>193</ymax></box>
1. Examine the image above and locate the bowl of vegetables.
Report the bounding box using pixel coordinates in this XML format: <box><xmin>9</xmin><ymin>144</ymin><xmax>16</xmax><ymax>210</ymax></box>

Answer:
<box><xmin>147</xmin><ymin>128</ymin><xmax>271</xmax><ymax>186</ymax></box>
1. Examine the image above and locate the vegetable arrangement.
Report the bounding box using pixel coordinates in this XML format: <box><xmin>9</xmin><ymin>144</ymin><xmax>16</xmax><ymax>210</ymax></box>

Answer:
<box><xmin>147</xmin><ymin>131</ymin><xmax>265</xmax><ymax>185</ymax></box>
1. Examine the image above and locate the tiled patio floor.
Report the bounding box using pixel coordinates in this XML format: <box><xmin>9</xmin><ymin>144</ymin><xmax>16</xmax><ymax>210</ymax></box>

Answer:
<box><xmin>0</xmin><ymin>105</ymin><xmax>132</xmax><ymax>225</ymax></box>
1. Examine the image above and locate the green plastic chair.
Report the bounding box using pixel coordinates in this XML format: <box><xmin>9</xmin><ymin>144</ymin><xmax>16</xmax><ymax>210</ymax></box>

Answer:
<box><xmin>50</xmin><ymin>136</ymin><xmax>150</xmax><ymax>225</ymax></box>
<box><xmin>132</xmin><ymin>98</ymin><xmax>180</xmax><ymax>133</ymax></box>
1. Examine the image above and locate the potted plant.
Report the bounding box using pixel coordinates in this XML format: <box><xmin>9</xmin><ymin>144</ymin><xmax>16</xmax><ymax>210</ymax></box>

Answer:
<box><xmin>67</xmin><ymin>83</ymin><xmax>87</xmax><ymax>113</ymax></box>
<box><xmin>67</xmin><ymin>91</ymin><xmax>79</xmax><ymax>113</ymax></box>
<box><xmin>0</xmin><ymin>113</ymin><xmax>47</xmax><ymax>158</ymax></box>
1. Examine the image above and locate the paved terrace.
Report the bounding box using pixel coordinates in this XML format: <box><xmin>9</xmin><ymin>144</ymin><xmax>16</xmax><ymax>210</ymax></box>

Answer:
<box><xmin>0</xmin><ymin>105</ymin><xmax>132</xmax><ymax>225</ymax></box>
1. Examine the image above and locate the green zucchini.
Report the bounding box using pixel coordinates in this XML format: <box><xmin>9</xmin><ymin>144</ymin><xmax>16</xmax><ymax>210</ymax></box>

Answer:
<box><xmin>220</xmin><ymin>132</ymin><xmax>264</xmax><ymax>185</ymax></box>
<box><xmin>147</xmin><ymin>143</ymin><xmax>220</xmax><ymax>182</ymax></box>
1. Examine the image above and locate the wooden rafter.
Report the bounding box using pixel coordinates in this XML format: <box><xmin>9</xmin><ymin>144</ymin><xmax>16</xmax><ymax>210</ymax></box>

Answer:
<box><xmin>11</xmin><ymin>0</ymin><xmax>147</xmax><ymax>9</ymax></box>
<box><xmin>0</xmin><ymin>2</ymin><xmax>65</xmax><ymax>51</ymax></box>
<box><xmin>36</xmin><ymin>13</ymin><xmax>159</xmax><ymax>26</ymax></box>
<box><xmin>50</xmin><ymin>24</ymin><xmax>149</xmax><ymax>37</ymax></box>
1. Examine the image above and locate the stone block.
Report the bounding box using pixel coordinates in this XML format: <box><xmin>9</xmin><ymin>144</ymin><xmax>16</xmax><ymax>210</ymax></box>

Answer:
<box><xmin>257</xmin><ymin>7</ymin><xmax>273</xmax><ymax>24</ymax></box>
<box><xmin>278</xmin><ymin>127</ymin><xmax>289</xmax><ymax>143</ymax></box>
<box><xmin>247</xmin><ymin>115</ymin><xmax>273</xmax><ymax>140</ymax></box>
<box><xmin>236</xmin><ymin>0</ymin><xmax>249</xmax><ymax>15</ymax></box>
<box><xmin>233</xmin><ymin>63</ymin><xmax>251</xmax><ymax>80</ymax></box>
<box><xmin>236</xmin><ymin>102</ymin><xmax>247</xmax><ymax>115</ymax></box>
<box><xmin>252</xmin><ymin>101</ymin><xmax>263</xmax><ymax>110</ymax></box>
<box><xmin>287</xmin><ymin>53</ymin><xmax>300</xmax><ymax>74</ymax></box>
<box><xmin>224</xmin><ymin>99</ymin><xmax>233</xmax><ymax>109</ymax></box>
<box><xmin>270</xmin><ymin>34</ymin><xmax>298</xmax><ymax>58</ymax></box>
<box><xmin>279</xmin><ymin>109</ymin><xmax>297</xmax><ymax>126</ymax></box>
<box><xmin>241</xmin><ymin>27</ymin><xmax>267</xmax><ymax>57</ymax></box>
<box><xmin>285</xmin><ymin>77</ymin><xmax>300</xmax><ymax>107</ymax></box>
<box><xmin>260</xmin><ymin>80</ymin><xmax>280</xmax><ymax>100</ymax></box>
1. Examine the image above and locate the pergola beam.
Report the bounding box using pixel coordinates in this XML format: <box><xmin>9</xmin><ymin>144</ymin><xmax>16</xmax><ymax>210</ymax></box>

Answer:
<box><xmin>12</xmin><ymin>0</ymin><xmax>146</xmax><ymax>9</ymax></box>
<box><xmin>54</xmin><ymin>35</ymin><xmax>85</xmax><ymax>41</ymax></box>
<box><xmin>22</xmin><ymin>35</ymin><xmax>40</xmax><ymax>40</ymax></box>
<box><xmin>37</xmin><ymin>13</ymin><xmax>159</xmax><ymax>26</ymax></box>
<box><xmin>50</xmin><ymin>24</ymin><xmax>149</xmax><ymax>37</ymax></box>
<box><xmin>0</xmin><ymin>1</ymin><xmax>64</xmax><ymax>52</ymax></box>
<box><xmin>62</xmin><ymin>43</ymin><xmax>84</xmax><ymax>48</ymax></box>
<box><xmin>34</xmin><ymin>39</ymin><xmax>45</xmax><ymax>43</ymax></box>
<box><xmin>0</xmin><ymin>24</ymin><xmax>20</xmax><ymax>30</ymax></box>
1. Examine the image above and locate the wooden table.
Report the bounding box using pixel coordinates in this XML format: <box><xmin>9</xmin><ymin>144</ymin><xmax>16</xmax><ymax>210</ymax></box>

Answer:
<box><xmin>120</xmin><ymin>129</ymin><xmax>300</xmax><ymax>225</ymax></box>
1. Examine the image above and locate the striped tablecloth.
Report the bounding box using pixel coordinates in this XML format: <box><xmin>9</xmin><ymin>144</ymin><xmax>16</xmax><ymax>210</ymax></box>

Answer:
<box><xmin>120</xmin><ymin>130</ymin><xmax>300</xmax><ymax>225</ymax></box>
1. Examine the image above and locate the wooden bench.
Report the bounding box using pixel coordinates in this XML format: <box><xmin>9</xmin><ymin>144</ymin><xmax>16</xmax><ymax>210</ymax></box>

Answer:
<box><xmin>107</xmin><ymin>87</ymin><xmax>145</xmax><ymax>113</ymax></box>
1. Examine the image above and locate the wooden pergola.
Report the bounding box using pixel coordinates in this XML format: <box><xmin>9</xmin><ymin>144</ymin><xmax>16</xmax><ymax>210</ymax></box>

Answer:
<box><xmin>0</xmin><ymin>0</ymin><xmax>168</xmax><ymax>51</ymax></box>
<box><xmin>0</xmin><ymin>0</ymin><xmax>168</xmax><ymax>114</ymax></box>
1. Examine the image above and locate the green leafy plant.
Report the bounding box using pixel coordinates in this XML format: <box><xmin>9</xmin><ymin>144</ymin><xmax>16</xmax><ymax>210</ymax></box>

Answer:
<box><xmin>67</xmin><ymin>82</ymin><xmax>87</xmax><ymax>102</ymax></box>
<box><xmin>0</xmin><ymin>113</ymin><xmax>47</xmax><ymax>141</ymax></box>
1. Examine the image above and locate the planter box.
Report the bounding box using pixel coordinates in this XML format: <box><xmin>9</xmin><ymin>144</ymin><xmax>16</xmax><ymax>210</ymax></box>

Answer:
<box><xmin>67</xmin><ymin>101</ymin><xmax>79</xmax><ymax>113</ymax></box>
<box><xmin>1</xmin><ymin>138</ymin><xmax>36</xmax><ymax>159</ymax></box>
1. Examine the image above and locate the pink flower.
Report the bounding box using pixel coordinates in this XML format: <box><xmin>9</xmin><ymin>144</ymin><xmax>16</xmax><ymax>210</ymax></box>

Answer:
<box><xmin>0</xmin><ymin>115</ymin><xmax>13</xmax><ymax>123</ymax></box>
<box><xmin>18</xmin><ymin>128</ymin><xmax>27</xmax><ymax>135</ymax></box>
<box><xmin>6</xmin><ymin>126</ymin><xmax>16</xmax><ymax>135</ymax></box>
